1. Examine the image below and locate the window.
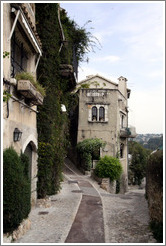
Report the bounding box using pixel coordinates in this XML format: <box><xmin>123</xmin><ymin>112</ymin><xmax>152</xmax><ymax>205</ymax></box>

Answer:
<box><xmin>11</xmin><ymin>32</ymin><xmax>28</xmax><ymax>77</ymax></box>
<box><xmin>120</xmin><ymin>143</ymin><xmax>124</xmax><ymax>158</ymax></box>
<box><xmin>120</xmin><ymin>113</ymin><xmax>126</xmax><ymax>128</ymax></box>
<box><xmin>92</xmin><ymin>106</ymin><xmax>97</xmax><ymax>121</ymax></box>
<box><xmin>99</xmin><ymin>107</ymin><xmax>105</xmax><ymax>121</ymax></box>
<box><xmin>89</xmin><ymin>105</ymin><xmax>108</xmax><ymax>122</ymax></box>
<box><xmin>121</xmin><ymin>115</ymin><xmax>124</xmax><ymax>128</ymax></box>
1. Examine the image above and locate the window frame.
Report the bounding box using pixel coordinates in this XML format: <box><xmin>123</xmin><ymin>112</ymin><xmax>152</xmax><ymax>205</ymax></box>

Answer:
<box><xmin>92</xmin><ymin>106</ymin><xmax>98</xmax><ymax>121</ymax></box>
<box><xmin>99</xmin><ymin>106</ymin><xmax>105</xmax><ymax>122</ymax></box>
<box><xmin>88</xmin><ymin>104</ymin><xmax>108</xmax><ymax>123</ymax></box>
<box><xmin>11</xmin><ymin>31</ymin><xmax>29</xmax><ymax>77</ymax></box>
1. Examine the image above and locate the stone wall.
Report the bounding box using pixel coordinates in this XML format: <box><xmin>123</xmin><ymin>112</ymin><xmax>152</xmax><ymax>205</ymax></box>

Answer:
<box><xmin>3</xmin><ymin>218</ymin><xmax>31</xmax><ymax>243</ymax></box>
<box><xmin>91</xmin><ymin>170</ymin><xmax>116</xmax><ymax>194</ymax></box>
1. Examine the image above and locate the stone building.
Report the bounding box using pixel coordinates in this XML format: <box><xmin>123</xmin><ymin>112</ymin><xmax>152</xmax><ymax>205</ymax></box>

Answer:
<box><xmin>76</xmin><ymin>74</ymin><xmax>136</xmax><ymax>192</ymax></box>
<box><xmin>3</xmin><ymin>3</ymin><xmax>43</xmax><ymax>206</ymax></box>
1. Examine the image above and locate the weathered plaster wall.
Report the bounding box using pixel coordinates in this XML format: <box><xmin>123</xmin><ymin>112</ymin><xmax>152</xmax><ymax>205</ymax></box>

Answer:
<box><xmin>3</xmin><ymin>3</ymin><xmax>39</xmax><ymax>205</ymax></box>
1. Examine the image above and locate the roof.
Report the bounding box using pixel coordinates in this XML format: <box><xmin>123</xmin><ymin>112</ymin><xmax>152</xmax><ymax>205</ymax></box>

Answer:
<box><xmin>77</xmin><ymin>74</ymin><xmax>131</xmax><ymax>96</ymax></box>
<box><xmin>77</xmin><ymin>74</ymin><xmax>118</xmax><ymax>87</ymax></box>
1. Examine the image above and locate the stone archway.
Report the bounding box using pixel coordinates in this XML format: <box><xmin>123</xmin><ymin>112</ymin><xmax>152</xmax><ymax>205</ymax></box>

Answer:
<box><xmin>23</xmin><ymin>140</ymin><xmax>38</xmax><ymax>207</ymax></box>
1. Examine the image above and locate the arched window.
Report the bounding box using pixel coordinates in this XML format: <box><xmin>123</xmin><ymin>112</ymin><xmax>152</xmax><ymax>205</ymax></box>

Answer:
<box><xmin>99</xmin><ymin>107</ymin><xmax>105</xmax><ymax>121</ymax></box>
<box><xmin>92</xmin><ymin>106</ymin><xmax>97</xmax><ymax>121</ymax></box>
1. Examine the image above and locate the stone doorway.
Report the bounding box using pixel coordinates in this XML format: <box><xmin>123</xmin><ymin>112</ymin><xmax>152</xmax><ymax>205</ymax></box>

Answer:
<box><xmin>23</xmin><ymin>141</ymin><xmax>37</xmax><ymax>206</ymax></box>
<box><xmin>24</xmin><ymin>143</ymin><xmax>32</xmax><ymax>180</ymax></box>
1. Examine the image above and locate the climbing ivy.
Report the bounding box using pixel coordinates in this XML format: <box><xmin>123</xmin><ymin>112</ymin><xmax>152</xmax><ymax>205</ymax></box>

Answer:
<box><xmin>35</xmin><ymin>3</ymin><xmax>94</xmax><ymax>197</ymax></box>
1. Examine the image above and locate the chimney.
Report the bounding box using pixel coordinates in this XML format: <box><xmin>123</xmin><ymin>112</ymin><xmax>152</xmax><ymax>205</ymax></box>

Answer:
<box><xmin>118</xmin><ymin>76</ymin><xmax>128</xmax><ymax>98</ymax></box>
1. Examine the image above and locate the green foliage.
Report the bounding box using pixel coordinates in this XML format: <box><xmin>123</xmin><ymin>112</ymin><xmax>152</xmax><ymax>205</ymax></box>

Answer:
<box><xmin>77</xmin><ymin>138</ymin><xmax>105</xmax><ymax>171</ymax></box>
<box><xmin>77</xmin><ymin>138</ymin><xmax>105</xmax><ymax>155</ymax></box>
<box><xmin>77</xmin><ymin>83</ymin><xmax>90</xmax><ymax>90</ymax></box>
<box><xmin>146</xmin><ymin>150</ymin><xmax>163</xmax><ymax>188</ymax></box>
<box><xmin>144</xmin><ymin>136</ymin><xmax>163</xmax><ymax>151</ymax></box>
<box><xmin>91</xmin><ymin>81</ymin><xmax>100</xmax><ymax>87</ymax></box>
<box><xmin>3</xmin><ymin>51</ymin><xmax>10</xmax><ymax>58</ymax></box>
<box><xmin>146</xmin><ymin>150</ymin><xmax>163</xmax><ymax>241</ymax></box>
<box><xmin>94</xmin><ymin>155</ymin><xmax>123</xmax><ymax>181</ymax></box>
<box><xmin>20</xmin><ymin>152</ymin><xmax>30</xmax><ymax>180</ymax></box>
<box><xmin>3</xmin><ymin>147</ymin><xmax>31</xmax><ymax>233</ymax></box>
<box><xmin>35</xmin><ymin>3</ymin><xmax>95</xmax><ymax>197</ymax></box>
<box><xmin>60</xmin><ymin>11</ymin><xmax>101</xmax><ymax>65</ymax></box>
<box><xmin>36</xmin><ymin>3</ymin><xmax>88</xmax><ymax>197</ymax></box>
<box><xmin>128</xmin><ymin>141</ymin><xmax>150</xmax><ymax>185</ymax></box>
<box><xmin>15</xmin><ymin>72</ymin><xmax>46</xmax><ymax>96</ymax></box>
<box><xmin>150</xmin><ymin>221</ymin><xmax>163</xmax><ymax>243</ymax></box>
<box><xmin>37</xmin><ymin>142</ymin><xmax>54</xmax><ymax>198</ymax></box>
<box><xmin>81</xmin><ymin>152</ymin><xmax>92</xmax><ymax>171</ymax></box>
<box><xmin>3</xmin><ymin>90</ymin><xmax>11</xmax><ymax>102</ymax></box>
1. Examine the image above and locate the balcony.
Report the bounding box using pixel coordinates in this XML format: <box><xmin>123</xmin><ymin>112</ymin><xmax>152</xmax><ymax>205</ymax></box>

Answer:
<box><xmin>59</xmin><ymin>43</ymin><xmax>78</xmax><ymax>86</ymax></box>
<box><xmin>120</xmin><ymin>126</ymin><xmax>137</xmax><ymax>138</ymax></box>
<box><xmin>17</xmin><ymin>80</ymin><xmax>44</xmax><ymax>105</ymax></box>
<box><xmin>59</xmin><ymin>64</ymin><xmax>74</xmax><ymax>77</ymax></box>
<box><xmin>59</xmin><ymin>64</ymin><xmax>77</xmax><ymax>88</ymax></box>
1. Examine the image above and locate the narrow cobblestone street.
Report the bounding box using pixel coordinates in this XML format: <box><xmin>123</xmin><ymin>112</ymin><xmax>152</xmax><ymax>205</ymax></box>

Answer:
<box><xmin>14</xmin><ymin>158</ymin><xmax>156</xmax><ymax>244</ymax></box>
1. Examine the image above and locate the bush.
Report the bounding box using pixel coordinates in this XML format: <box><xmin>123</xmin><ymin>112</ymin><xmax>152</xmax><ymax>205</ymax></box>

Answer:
<box><xmin>146</xmin><ymin>150</ymin><xmax>163</xmax><ymax>242</ymax></box>
<box><xmin>150</xmin><ymin>221</ymin><xmax>163</xmax><ymax>243</ymax></box>
<box><xmin>3</xmin><ymin>147</ymin><xmax>31</xmax><ymax>233</ymax></box>
<box><xmin>77</xmin><ymin>138</ymin><xmax>105</xmax><ymax>171</ymax></box>
<box><xmin>94</xmin><ymin>155</ymin><xmax>123</xmax><ymax>181</ymax></box>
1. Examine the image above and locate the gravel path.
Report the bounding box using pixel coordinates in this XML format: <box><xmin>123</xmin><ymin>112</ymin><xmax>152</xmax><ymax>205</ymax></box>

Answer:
<box><xmin>87</xmin><ymin>176</ymin><xmax>156</xmax><ymax>243</ymax></box>
<box><xmin>14</xmin><ymin>158</ymin><xmax>156</xmax><ymax>244</ymax></box>
<box><xmin>15</xmin><ymin>179</ymin><xmax>82</xmax><ymax>243</ymax></box>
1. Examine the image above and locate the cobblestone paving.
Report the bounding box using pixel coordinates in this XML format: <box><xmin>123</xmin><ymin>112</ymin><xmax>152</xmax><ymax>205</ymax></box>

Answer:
<box><xmin>14</xmin><ymin>158</ymin><xmax>156</xmax><ymax>244</ymax></box>
<box><xmin>15</xmin><ymin>180</ymin><xmax>82</xmax><ymax>243</ymax></box>
<box><xmin>87</xmin><ymin>177</ymin><xmax>157</xmax><ymax>243</ymax></box>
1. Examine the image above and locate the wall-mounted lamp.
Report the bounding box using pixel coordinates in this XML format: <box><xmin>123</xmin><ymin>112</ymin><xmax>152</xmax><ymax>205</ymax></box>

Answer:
<box><xmin>13</xmin><ymin>128</ymin><xmax>22</xmax><ymax>142</ymax></box>
<box><xmin>61</xmin><ymin>104</ymin><xmax>66</xmax><ymax>113</ymax></box>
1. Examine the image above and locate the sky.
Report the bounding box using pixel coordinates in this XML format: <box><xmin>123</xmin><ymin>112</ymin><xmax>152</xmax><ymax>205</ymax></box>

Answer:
<box><xmin>61</xmin><ymin>1</ymin><xmax>165</xmax><ymax>134</ymax></box>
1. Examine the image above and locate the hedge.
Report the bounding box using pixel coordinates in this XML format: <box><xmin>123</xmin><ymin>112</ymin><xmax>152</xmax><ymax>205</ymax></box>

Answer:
<box><xmin>3</xmin><ymin>147</ymin><xmax>31</xmax><ymax>233</ymax></box>
<box><xmin>146</xmin><ymin>150</ymin><xmax>163</xmax><ymax>243</ymax></box>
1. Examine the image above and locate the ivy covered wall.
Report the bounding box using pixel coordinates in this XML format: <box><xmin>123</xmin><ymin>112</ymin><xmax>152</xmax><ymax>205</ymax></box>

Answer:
<box><xmin>35</xmin><ymin>3</ymin><xmax>92</xmax><ymax>198</ymax></box>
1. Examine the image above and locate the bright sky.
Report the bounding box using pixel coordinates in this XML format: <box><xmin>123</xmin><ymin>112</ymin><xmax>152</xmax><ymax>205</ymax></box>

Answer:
<box><xmin>61</xmin><ymin>1</ymin><xmax>165</xmax><ymax>134</ymax></box>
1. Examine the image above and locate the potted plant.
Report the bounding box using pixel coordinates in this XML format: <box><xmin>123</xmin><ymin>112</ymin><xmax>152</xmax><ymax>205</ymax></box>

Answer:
<box><xmin>15</xmin><ymin>72</ymin><xmax>45</xmax><ymax>105</ymax></box>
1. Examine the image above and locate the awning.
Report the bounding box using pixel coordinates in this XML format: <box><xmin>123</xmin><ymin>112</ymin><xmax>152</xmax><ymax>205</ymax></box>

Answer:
<box><xmin>8</xmin><ymin>7</ymin><xmax>42</xmax><ymax>56</ymax></box>
<box><xmin>20</xmin><ymin>12</ymin><xmax>42</xmax><ymax>56</ymax></box>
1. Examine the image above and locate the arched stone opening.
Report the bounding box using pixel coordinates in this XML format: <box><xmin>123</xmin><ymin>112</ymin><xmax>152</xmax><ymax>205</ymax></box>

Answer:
<box><xmin>23</xmin><ymin>140</ymin><xmax>38</xmax><ymax>207</ymax></box>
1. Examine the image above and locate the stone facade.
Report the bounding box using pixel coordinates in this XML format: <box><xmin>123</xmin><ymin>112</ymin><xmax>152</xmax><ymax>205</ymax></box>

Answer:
<box><xmin>3</xmin><ymin>3</ymin><xmax>42</xmax><ymax>206</ymax></box>
<box><xmin>76</xmin><ymin>74</ymin><xmax>136</xmax><ymax>193</ymax></box>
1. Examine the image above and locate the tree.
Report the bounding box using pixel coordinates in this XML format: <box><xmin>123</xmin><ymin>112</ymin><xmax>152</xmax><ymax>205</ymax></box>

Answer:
<box><xmin>128</xmin><ymin>141</ymin><xmax>150</xmax><ymax>185</ymax></box>
<box><xmin>144</xmin><ymin>136</ymin><xmax>163</xmax><ymax>151</ymax></box>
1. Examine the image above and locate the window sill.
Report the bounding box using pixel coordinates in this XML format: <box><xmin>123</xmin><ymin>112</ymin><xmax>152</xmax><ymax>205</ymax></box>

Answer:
<box><xmin>88</xmin><ymin>120</ymin><xmax>108</xmax><ymax>123</ymax></box>
<box><xmin>17</xmin><ymin>80</ymin><xmax>44</xmax><ymax>105</ymax></box>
